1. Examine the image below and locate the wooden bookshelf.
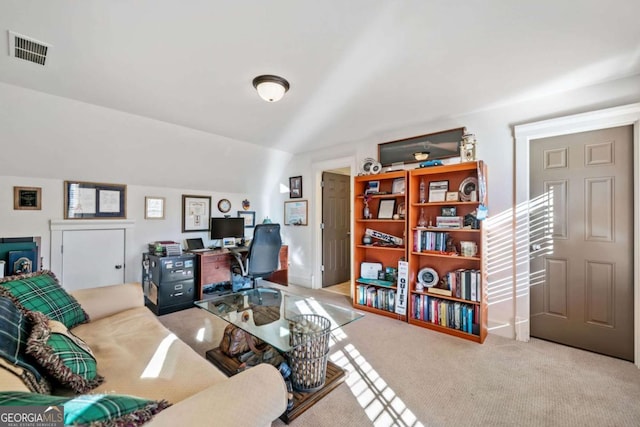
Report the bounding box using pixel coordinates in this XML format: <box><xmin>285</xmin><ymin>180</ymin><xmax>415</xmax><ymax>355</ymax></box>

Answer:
<box><xmin>407</xmin><ymin>161</ymin><xmax>488</xmax><ymax>343</ymax></box>
<box><xmin>352</xmin><ymin>170</ymin><xmax>408</xmax><ymax>321</ymax></box>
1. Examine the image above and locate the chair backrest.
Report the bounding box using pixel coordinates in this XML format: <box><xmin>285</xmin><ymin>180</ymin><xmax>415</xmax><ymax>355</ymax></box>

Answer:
<box><xmin>247</xmin><ymin>223</ymin><xmax>282</xmax><ymax>277</ymax></box>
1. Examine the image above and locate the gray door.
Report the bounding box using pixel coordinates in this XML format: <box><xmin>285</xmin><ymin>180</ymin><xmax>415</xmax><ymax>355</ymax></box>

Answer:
<box><xmin>322</xmin><ymin>172</ymin><xmax>351</xmax><ymax>287</ymax></box>
<box><xmin>529</xmin><ymin>125</ymin><xmax>634</xmax><ymax>361</ymax></box>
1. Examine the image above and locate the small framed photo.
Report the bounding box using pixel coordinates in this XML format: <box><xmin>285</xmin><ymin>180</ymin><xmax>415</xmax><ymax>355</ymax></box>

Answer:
<box><xmin>145</xmin><ymin>196</ymin><xmax>165</xmax><ymax>219</ymax></box>
<box><xmin>366</xmin><ymin>180</ymin><xmax>380</xmax><ymax>194</ymax></box>
<box><xmin>289</xmin><ymin>176</ymin><xmax>302</xmax><ymax>199</ymax></box>
<box><xmin>237</xmin><ymin>210</ymin><xmax>256</xmax><ymax>228</ymax></box>
<box><xmin>391</xmin><ymin>178</ymin><xmax>405</xmax><ymax>194</ymax></box>
<box><xmin>441</xmin><ymin>206</ymin><xmax>457</xmax><ymax>217</ymax></box>
<box><xmin>182</xmin><ymin>195</ymin><xmax>211</xmax><ymax>232</ymax></box>
<box><xmin>396</xmin><ymin>201</ymin><xmax>406</xmax><ymax>218</ymax></box>
<box><xmin>445</xmin><ymin>191</ymin><xmax>459</xmax><ymax>202</ymax></box>
<box><xmin>378</xmin><ymin>199</ymin><xmax>396</xmax><ymax>219</ymax></box>
<box><xmin>14</xmin><ymin>186</ymin><xmax>41</xmax><ymax>210</ymax></box>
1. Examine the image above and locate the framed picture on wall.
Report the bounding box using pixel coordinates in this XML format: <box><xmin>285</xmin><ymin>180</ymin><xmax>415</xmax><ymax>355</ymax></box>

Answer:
<box><xmin>14</xmin><ymin>186</ymin><xmax>41</xmax><ymax>210</ymax></box>
<box><xmin>237</xmin><ymin>211</ymin><xmax>255</xmax><ymax>228</ymax></box>
<box><xmin>284</xmin><ymin>200</ymin><xmax>308</xmax><ymax>226</ymax></box>
<box><xmin>145</xmin><ymin>196</ymin><xmax>165</xmax><ymax>219</ymax></box>
<box><xmin>289</xmin><ymin>176</ymin><xmax>302</xmax><ymax>198</ymax></box>
<box><xmin>64</xmin><ymin>181</ymin><xmax>126</xmax><ymax>219</ymax></box>
<box><xmin>182</xmin><ymin>195</ymin><xmax>211</xmax><ymax>232</ymax></box>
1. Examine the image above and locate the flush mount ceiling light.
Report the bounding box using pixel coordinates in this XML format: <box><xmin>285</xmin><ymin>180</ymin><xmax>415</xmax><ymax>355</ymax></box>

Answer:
<box><xmin>252</xmin><ymin>75</ymin><xmax>290</xmax><ymax>102</ymax></box>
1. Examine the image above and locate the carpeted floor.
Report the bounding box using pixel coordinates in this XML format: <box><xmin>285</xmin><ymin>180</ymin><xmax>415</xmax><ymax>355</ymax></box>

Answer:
<box><xmin>159</xmin><ymin>284</ymin><xmax>640</xmax><ymax>426</ymax></box>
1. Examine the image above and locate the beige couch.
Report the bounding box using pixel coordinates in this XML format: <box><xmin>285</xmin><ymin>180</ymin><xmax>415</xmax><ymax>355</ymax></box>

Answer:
<box><xmin>0</xmin><ymin>282</ymin><xmax>288</xmax><ymax>426</ymax></box>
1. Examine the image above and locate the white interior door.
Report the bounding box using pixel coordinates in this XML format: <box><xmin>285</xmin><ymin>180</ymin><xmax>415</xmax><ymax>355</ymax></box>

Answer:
<box><xmin>62</xmin><ymin>229</ymin><xmax>125</xmax><ymax>291</ymax></box>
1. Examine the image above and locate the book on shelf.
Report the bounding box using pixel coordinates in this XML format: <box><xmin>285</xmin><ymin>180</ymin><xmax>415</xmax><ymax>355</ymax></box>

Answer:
<box><xmin>356</xmin><ymin>284</ymin><xmax>396</xmax><ymax>313</ymax></box>
<box><xmin>427</xmin><ymin>287</ymin><xmax>452</xmax><ymax>297</ymax></box>
<box><xmin>357</xmin><ymin>277</ymin><xmax>394</xmax><ymax>287</ymax></box>
<box><xmin>412</xmin><ymin>294</ymin><xmax>478</xmax><ymax>335</ymax></box>
<box><xmin>435</xmin><ymin>216</ymin><xmax>463</xmax><ymax>229</ymax></box>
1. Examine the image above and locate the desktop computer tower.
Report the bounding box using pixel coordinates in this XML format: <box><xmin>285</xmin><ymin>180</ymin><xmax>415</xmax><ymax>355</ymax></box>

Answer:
<box><xmin>142</xmin><ymin>252</ymin><xmax>195</xmax><ymax>315</ymax></box>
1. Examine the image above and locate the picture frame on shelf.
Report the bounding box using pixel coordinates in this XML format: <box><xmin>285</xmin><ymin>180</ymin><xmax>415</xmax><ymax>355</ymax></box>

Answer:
<box><xmin>64</xmin><ymin>181</ymin><xmax>126</xmax><ymax>219</ymax></box>
<box><xmin>441</xmin><ymin>206</ymin><xmax>457</xmax><ymax>217</ymax></box>
<box><xmin>365</xmin><ymin>180</ymin><xmax>380</xmax><ymax>194</ymax></box>
<box><xmin>428</xmin><ymin>180</ymin><xmax>448</xmax><ymax>202</ymax></box>
<box><xmin>445</xmin><ymin>191</ymin><xmax>459</xmax><ymax>202</ymax></box>
<box><xmin>237</xmin><ymin>210</ymin><xmax>256</xmax><ymax>228</ymax></box>
<box><xmin>14</xmin><ymin>186</ymin><xmax>41</xmax><ymax>210</ymax></box>
<box><xmin>289</xmin><ymin>176</ymin><xmax>302</xmax><ymax>198</ymax></box>
<box><xmin>145</xmin><ymin>196</ymin><xmax>165</xmax><ymax>219</ymax></box>
<box><xmin>396</xmin><ymin>201</ymin><xmax>406</xmax><ymax>218</ymax></box>
<box><xmin>284</xmin><ymin>200</ymin><xmax>308</xmax><ymax>226</ymax></box>
<box><xmin>377</xmin><ymin>199</ymin><xmax>396</xmax><ymax>219</ymax></box>
<box><xmin>391</xmin><ymin>177</ymin><xmax>405</xmax><ymax>194</ymax></box>
<box><xmin>182</xmin><ymin>195</ymin><xmax>211</xmax><ymax>232</ymax></box>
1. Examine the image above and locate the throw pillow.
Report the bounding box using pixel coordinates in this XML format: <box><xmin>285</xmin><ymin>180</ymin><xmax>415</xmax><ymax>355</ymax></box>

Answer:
<box><xmin>0</xmin><ymin>270</ymin><xmax>89</xmax><ymax>329</ymax></box>
<box><xmin>0</xmin><ymin>391</ymin><xmax>171</xmax><ymax>427</ymax></box>
<box><xmin>0</xmin><ymin>297</ymin><xmax>50</xmax><ymax>393</ymax></box>
<box><xmin>25</xmin><ymin>311</ymin><xmax>103</xmax><ymax>393</ymax></box>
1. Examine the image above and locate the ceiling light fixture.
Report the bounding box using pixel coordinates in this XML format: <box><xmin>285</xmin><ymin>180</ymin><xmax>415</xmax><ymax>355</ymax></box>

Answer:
<box><xmin>252</xmin><ymin>75</ymin><xmax>290</xmax><ymax>102</ymax></box>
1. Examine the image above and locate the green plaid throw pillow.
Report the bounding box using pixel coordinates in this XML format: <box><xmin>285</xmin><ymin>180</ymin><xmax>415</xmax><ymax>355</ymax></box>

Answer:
<box><xmin>0</xmin><ymin>270</ymin><xmax>88</xmax><ymax>329</ymax></box>
<box><xmin>25</xmin><ymin>311</ymin><xmax>103</xmax><ymax>393</ymax></box>
<box><xmin>0</xmin><ymin>391</ymin><xmax>171</xmax><ymax>426</ymax></box>
<box><xmin>0</xmin><ymin>297</ymin><xmax>50</xmax><ymax>393</ymax></box>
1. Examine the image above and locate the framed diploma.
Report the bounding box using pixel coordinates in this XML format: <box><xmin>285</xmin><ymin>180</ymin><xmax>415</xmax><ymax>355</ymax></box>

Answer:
<box><xmin>182</xmin><ymin>195</ymin><xmax>211</xmax><ymax>232</ymax></box>
<box><xmin>64</xmin><ymin>181</ymin><xmax>126</xmax><ymax>219</ymax></box>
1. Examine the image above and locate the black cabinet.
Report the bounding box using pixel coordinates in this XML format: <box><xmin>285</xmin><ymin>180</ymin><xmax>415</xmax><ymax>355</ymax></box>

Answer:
<box><xmin>142</xmin><ymin>253</ymin><xmax>195</xmax><ymax>315</ymax></box>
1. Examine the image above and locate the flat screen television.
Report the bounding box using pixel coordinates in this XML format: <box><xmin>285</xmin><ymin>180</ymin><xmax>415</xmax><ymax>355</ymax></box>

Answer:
<box><xmin>210</xmin><ymin>217</ymin><xmax>245</xmax><ymax>240</ymax></box>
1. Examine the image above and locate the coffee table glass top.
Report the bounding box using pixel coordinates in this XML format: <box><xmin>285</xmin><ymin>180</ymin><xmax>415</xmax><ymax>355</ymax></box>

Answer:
<box><xmin>195</xmin><ymin>287</ymin><xmax>364</xmax><ymax>353</ymax></box>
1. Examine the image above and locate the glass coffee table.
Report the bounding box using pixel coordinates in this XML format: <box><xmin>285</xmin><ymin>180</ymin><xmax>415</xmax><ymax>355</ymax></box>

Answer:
<box><xmin>195</xmin><ymin>287</ymin><xmax>363</xmax><ymax>424</ymax></box>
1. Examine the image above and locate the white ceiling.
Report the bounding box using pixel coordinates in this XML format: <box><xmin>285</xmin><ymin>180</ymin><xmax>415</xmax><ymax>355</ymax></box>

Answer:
<box><xmin>1</xmin><ymin>0</ymin><xmax>639</xmax><ymax>155</ymax></box>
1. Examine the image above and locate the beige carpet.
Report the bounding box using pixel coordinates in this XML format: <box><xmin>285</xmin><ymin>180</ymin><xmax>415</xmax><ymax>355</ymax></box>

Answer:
<box><xmin>322</xmin><ymin>281</ymin><xmax>351</xmax><ymax>297</ymax></box>
<box><xmin>159</xmin><ymin>284</ymin><xmax>640</xmax><ymax>426</ymax></box>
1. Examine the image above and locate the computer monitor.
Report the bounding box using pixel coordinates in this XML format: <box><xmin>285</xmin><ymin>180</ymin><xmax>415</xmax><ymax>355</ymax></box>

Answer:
<box><xmin>210</xmin><ymin>217</ymin><xmax>245</xmax><ymax>243</ymax></box>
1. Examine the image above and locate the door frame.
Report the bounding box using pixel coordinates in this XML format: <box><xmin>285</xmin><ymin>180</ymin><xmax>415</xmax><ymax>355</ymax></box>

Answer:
<box><xmin>50</xmin><ymin>219</ymin><xmax>136</xmax><ymax>286</ymax></box>
<box><xmin>312</xmin><ymin>156</ymin><xmax>357</xmax><ymax>290</ymax></box>
<box><xmin>514</xmin><ymin>102</ymin><xmax>640</xmax><ymax>367</ymax></box>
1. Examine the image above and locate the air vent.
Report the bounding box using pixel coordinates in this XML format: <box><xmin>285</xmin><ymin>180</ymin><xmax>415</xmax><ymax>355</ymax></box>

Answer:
<box><xmin>8</xmin><ymin>31</ymin><xmax>51</xmax><ymax>66</ymax></box>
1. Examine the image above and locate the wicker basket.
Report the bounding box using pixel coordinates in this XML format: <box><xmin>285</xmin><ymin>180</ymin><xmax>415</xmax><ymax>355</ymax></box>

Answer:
<box><xmin>287</xmin><ymin>314</ymin><xmax>331</xmax><ymax>392</ymax></box>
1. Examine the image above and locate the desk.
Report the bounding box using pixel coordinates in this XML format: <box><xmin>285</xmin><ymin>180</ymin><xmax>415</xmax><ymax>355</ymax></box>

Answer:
<box><xmin>192</xmin><ymin>245</ymin><xmax>288</xmax><ymax>299</ymax></box>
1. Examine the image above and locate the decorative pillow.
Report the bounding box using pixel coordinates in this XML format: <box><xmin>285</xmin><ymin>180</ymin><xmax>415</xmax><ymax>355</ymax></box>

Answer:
<box><xmin>25</xmin><ymin>311</ymin><xmax>103</xmax><ymax>393</ymax></box>
<box><xmin>0</xmin><ymin>270</ymin><xmax>89</xmax><ymax>329</ymax></box>
<box><xmin>0</xmin><ymin>391</ymin><xmax>171</xmax><ymax>427</ymax></box>
<box><xmin>0</xmin><ymin>297</ymin><xmax>50</xmax><ymax>393</ymax></box>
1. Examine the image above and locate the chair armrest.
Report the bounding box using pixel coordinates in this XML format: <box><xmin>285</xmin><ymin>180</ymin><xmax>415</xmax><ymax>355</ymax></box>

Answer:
<box><xmin>147</xmin><ymin>363</ymin><xmax>288</xmax><ymax>427</ymax></box>
<box><xmin>70</xmin><ymin>282</ymin><xmax>144</xmax><ymax>321</ymax></box>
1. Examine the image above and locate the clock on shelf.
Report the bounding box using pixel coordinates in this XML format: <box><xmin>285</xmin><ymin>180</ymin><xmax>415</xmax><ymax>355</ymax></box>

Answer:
<box><xmin>217</xmin><ymin>199</ymin><xmax>231</xmax><ymax>213</ymax></box>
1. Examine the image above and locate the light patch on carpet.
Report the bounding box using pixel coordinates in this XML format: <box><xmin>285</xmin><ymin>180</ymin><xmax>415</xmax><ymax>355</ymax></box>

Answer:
<box><xmin>331</xmin><ymin>343</ymin><xmax>424</xmax><ymax>427</ymax></box>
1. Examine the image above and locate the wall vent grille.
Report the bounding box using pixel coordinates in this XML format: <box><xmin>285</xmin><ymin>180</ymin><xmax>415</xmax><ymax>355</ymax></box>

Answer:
<box><xmin>8</xmin><ymin>31</ymin><xmax>50</xmax><ymax>66</ymax></box>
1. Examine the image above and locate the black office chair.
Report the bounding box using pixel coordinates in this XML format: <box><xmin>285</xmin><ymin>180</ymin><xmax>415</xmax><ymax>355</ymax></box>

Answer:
<box><xmin>231</xmin><ymin>223</ymin><xmax>282</xmax><ymax>290</ymax></box>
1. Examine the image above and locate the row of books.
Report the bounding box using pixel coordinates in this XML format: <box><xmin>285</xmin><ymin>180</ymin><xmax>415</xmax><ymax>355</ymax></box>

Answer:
<box><xmin>439</xmin><ymin>269</ymin><xmax>482</xmax><ymax>302</ymax></box>
<box><xmin>412</xmin><ymin>294</ymin><xmax>479</xmax><ymax>335</ymax></box>
<box><xmin>413</xmin><ymin>230</ymin><xmax>449</xmax><ymax>252</ymax></box>
<box><xmin>356</xmin><ymin>285</ymin><xmax>396</xmax><ymax>313</ymax></box>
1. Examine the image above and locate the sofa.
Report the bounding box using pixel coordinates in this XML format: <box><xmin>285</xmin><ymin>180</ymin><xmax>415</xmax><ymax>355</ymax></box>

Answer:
<box><xmin>0</xmin><ymin>271</ymin><xmax>288</xmax><ymax>426</ymax></box>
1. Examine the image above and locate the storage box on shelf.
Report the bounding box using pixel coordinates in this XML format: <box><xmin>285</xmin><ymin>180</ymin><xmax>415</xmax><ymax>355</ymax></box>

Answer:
<box><xmin>407</xmin><ymin>161</ymin><xmax>488</xmax><ymax>343</ymax></box>
<box><xmin>353</xmin><ymin>170</ymin><xmax>408</xmax><ymax>320</ymax></box>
